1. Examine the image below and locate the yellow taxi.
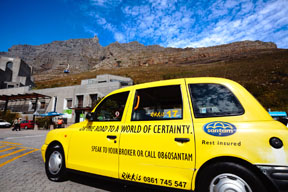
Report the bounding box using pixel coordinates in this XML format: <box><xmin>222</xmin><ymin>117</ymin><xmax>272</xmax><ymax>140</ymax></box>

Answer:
<box><xmin>42</xmin><ymin>77</ymin><xmax>288</xmax><ymax>192</ymax></box>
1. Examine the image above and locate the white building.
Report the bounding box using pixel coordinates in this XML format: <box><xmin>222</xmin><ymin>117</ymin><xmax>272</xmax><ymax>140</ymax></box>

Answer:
<box><xmin>0</xmin><ymin>74</ymin><xmax>133</xmax><ymax>125</ymax></box>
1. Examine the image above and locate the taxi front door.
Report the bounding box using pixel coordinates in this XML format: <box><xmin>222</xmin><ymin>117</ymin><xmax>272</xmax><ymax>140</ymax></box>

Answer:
<box><xmin>67</xmin><ymin>91</ymin><xmax>130</xmax><ymax>178</ymax></box>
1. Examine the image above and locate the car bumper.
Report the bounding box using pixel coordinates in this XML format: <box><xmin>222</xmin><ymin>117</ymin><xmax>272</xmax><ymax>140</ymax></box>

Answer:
<box><xmin>257</xmin><ymin>165</ymin><xmax>288</xmax><ymax>192</ymax></box>
<box><xmin>0</xmin><ymin>124</ymin><xmax>11</xmax><ymax>128</ymax></box>
<box><xmin>41</xmin><ymin>144</ymin><xmax>48</xmax><ymax>162</ymax></box>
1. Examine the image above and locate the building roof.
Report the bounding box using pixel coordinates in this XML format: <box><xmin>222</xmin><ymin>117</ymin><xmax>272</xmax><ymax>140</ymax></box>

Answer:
<box><xmin>0</xmin><ymin>93</ymin><xmax>51</xmax><ymax>101</ymax></box>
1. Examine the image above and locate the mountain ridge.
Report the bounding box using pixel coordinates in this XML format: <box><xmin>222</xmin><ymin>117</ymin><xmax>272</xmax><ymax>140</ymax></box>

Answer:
<box><xmin>0</xmin><ymin>37</ymin><xmax>277</xmax><ymax>75</ymax></box>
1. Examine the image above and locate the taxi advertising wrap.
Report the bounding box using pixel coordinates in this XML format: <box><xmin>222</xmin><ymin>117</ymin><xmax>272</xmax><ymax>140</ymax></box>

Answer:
<box><xmin>42</xmin><ymin>78</ymin><xmax>288</xmax><ymax>192</ymax></box>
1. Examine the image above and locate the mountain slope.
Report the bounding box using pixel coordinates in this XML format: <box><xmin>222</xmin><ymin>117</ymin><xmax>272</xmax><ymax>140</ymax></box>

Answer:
<box><xmin>34</xmin><ymin>48</ymin><xmax>288</xmax><ymax>111</ymax></box>
<box><xmin>0</xmin><ymin>37</ymin><xmax>277</xmax><ymax>75</ymax></box>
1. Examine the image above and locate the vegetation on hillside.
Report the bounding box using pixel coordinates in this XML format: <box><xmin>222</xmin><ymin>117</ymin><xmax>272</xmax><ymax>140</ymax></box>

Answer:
<box><xmin>34</xmin><ymin>49</ymin><xmax>288</xmax><ymax>111</ymax></box>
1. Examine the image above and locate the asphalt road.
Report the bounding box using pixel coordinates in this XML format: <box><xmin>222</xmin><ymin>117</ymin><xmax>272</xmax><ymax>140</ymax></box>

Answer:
<box><xmin>0</xmin><ymin>128</ymin><xmax>177</xmax><ymax>192</ymax></box>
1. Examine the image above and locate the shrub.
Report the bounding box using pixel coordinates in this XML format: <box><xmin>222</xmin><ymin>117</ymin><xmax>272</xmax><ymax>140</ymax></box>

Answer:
<box><xmin>0</xmin><ymin>110</ymin><xmax>20</xmax><ymax>124</ymax></box>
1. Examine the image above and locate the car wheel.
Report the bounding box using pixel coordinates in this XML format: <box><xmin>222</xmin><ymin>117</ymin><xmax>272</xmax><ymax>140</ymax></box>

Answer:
<box><xmin>45</xmin><ymin>145</ymin><xmax>67</xmax><ymax>182</ymax></box>
<box><xmin>197</xmin><ymin>162</ymin><xmax>268</xmax><ymax>192</ymax></box>
<box><xmin>24</xmin><ymin>126</ymin><xmax>28</xmax><ymax>130</ymax></box>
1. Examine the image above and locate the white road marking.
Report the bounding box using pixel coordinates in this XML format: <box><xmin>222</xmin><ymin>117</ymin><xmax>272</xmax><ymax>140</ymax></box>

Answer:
<box><xmin>5</xmin><ymin>135</ymin><xmax>45</xmax><ymax>140</ymax></box>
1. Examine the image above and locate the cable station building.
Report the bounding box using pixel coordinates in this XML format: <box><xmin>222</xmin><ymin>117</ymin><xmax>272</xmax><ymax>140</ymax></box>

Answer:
<box><xmin>0</xmin><ymin>56</ymin><xmax>133</xmax><ymax>126</ymax></box>
<box><xmin>0</xmin><ymin>56</ymin><xmax>34</xmax><ymax>89</ymax></box>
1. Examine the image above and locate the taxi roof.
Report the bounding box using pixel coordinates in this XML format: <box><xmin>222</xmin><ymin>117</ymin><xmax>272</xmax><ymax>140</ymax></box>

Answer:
<box><xmin>110</xmin><ymin>77</ymin><xmax>238</xmax><ymax>94</ymax></box>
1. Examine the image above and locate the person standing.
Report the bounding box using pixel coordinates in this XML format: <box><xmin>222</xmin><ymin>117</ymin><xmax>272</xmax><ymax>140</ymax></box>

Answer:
<box><xmin>12</xmin><ymin>118</ymin><xmax>21</xmax><ymax>131</ymax></box>
<box><xmin>57</xmin><ymin>118</ymin><xmax>63</xmax><ymax>128</ymax></box>
<box><xmin>12</xmin><ymin>118</ymin><xmax>17</xmax><ymax>131</ymax></box>
<box><xmin>17</xmin><ymin>118</ymin><xmax>21</xmax><ymax>131</ymax></box>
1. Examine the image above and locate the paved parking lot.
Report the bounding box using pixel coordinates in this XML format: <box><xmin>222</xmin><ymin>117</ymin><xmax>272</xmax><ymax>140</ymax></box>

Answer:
<box><xmin>0</xmin><ymin>128</ymin><xmax>169</xmax><ymax>192</ymax></box>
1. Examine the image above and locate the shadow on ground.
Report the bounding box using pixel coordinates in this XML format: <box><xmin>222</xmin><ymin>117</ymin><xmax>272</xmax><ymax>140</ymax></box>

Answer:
<box><xmin>68</xmin><ymin>172</ymin><xmax>186</xmax><ymax>192</ymax></box>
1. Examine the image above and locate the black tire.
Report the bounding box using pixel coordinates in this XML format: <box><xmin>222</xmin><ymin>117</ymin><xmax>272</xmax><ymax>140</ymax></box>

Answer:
<box><xmin>45</xmin><ymin>145</ymin><xmax>67</xmax><ymax>182</ymax></box>
<box><xmin>196</xmin><ymin>162</ymin><xmax>268</xmax><ymax>192</ymax></box>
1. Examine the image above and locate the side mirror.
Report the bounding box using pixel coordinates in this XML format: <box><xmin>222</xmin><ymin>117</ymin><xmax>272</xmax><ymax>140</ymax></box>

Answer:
<box><xmin>86</xmin><ymin>112</ymin><xmax>94</xmax><ymax>121</ymax></box>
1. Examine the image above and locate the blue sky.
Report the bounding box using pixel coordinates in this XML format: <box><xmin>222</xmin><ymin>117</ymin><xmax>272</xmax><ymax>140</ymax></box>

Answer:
<box><xmin>0</xmin><ymin>0</ymin><xmax>287</xmax><ymax>51</ymax></box>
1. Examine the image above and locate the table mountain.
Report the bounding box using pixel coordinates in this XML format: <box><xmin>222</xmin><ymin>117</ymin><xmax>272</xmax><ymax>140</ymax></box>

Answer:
<box><xmin>0</xmin><ymin>36</ymin><xmax>277</xmax><ymax>75</ymax></box>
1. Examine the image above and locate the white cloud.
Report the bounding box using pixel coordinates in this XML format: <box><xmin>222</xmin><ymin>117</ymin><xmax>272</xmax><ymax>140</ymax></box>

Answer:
<box><xmin>114</xmin><ymin>32</ymin><xmax>125</xmax><ymax>42</ymax></box>
<box><xmin>84</xmin><ymin>26</ymin><xmax>98</xmax><ymax>37</ymax></box>
<box><xmin>176</xmin><ymin>0</ymin><xmax>288</xmax><ymax>48</ymax></box>
<box><xmin>90</xmin><ymin>0</ymin><xmax>105</xmax><ymax>6</ymax></box>
<box><xmin>83</xmin><ymin>0</ymin><xmax>288</xmax><ymax>48</ymax></box>
<box><xmin>90</xmin><ymin>0</ymin><xmax>122</xmax><ymax>7</ymax></box>
<box><xmin>148</xmin><ymin>0</ymin><xmax>178</xmax><ymax>10</ymax></box>
<box><xmin>225</xmin><ymin>0</ymin><xmax>240</xmax><ymax>9</ymax></box>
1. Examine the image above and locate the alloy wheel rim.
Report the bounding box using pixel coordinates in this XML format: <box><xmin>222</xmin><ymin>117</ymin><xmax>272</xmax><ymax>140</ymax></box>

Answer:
<box><xmin>48</xmin><ymin>151</ymin><xmax>63</xmax><ymax>175</ymax></box>
<box><xmin>209</xmin><ymin>173</ymin><xmax>252</xmax><ymax>192</ymax></box>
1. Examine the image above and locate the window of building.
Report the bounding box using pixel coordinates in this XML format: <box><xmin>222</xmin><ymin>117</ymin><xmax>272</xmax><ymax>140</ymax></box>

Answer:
<box><xmin>189</xmin><ymin>83</ymin><xmax>244</xmax><ymax>118</ymax></box>
<box><xmin>76</xmin><ymin>95</ymin><xmax>83</xmax><ymax>108</ymax></box>
<box><xmin>132</xmin><ymin>85</ymin><xmax>183</xmax><ymax>121</ymax></box>
<box><xmin>120</xmin><ymin>82</ymin><xmax>129</xmax><ymax>86</ymax></box>
<box><xmin>89</xmin><ymin>94</ymin><xmax>98</xmax><ymax>108</ymax></box>
<box><xmin>64</xmin><ymin>98</ymin><xmax>72</xmax><ymax>109</ymax></box>
<box><xmin>6</xmin><ymin>61</ymin><xmax>13</xmax><ymax>70</ymax></box>
<box><xmin>51</xmin><ymin>97</ymin><xmax>57</xmax><ymax>112</ymax></box>
<box><xmin>40</xmin><ymin>101</ymin><xmax>46</xmax><ymax>109</ymax></box>
<box><xmin>93</xmin><ymin>92</ymin><xmax>129</xmax><ymax>121</ymax></box>
<box><xmin>31</xmin><ymin>102</ymin><xmax>36</xmax><ymax>111</ymax></box>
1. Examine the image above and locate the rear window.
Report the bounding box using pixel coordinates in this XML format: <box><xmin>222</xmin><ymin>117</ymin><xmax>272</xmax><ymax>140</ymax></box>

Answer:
<box><xmin>189</xmin><ymin>83</ymin><xmax>244</xmax><ymax>118</ymax></box>
<box><xmin>132</xmin><ymin>85</ymin><xmax>183</xmax><ymax>121</ymax></box>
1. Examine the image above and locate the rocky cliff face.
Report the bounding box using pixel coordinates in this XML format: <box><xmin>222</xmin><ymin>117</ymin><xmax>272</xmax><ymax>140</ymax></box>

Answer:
<box><xmin>0</xmin><ymin>37</ymin><xmax>277</xmax><ymax>74</ymax></box>
<box><xmin>1</xmin><ymin>36</ymin><xmax>103</xmax><ymax>73</ymax></box>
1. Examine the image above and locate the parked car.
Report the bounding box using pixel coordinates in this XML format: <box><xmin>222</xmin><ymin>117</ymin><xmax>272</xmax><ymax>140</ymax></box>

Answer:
<box><xmin>0</xmin><ymin>119</ymin><xmax>11</xmax><ymax>128</ymax></box>
<box><xmin>20</xmin><ymin>120</ymin><xmax>35</xmax><ymax>129</ymax></box>
<box><xmin>42</xmin><ymin>78</ymin><xmax>288</xmax><ymax>192</ymax></box>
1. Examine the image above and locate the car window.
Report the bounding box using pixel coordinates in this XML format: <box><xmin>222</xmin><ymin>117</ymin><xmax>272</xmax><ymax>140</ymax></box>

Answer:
<box><xmin>93</xmin><ymin>91</ymin><xmax>129</xmax><ymax>121</ymax></box>
<box><xmin>132</xmin><ymin>85</ymin><xmax>183</xmax><ymax>121</ymax></box>
<box><xmin>189</xmin><ymin>83</ymin><xmax>244</xmax><ymax>118</ymax></box>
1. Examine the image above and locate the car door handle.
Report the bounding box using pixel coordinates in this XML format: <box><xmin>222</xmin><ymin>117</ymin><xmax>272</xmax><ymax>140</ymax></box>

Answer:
<box><xmin>107</xmin><ymin>135</ymin><xmax>117</xmax><ymax>140</ymax></box>
<box><xmin>175</xmin><ymin>138</ymin><xmax>190</xmax><ymax>143</ymax></box>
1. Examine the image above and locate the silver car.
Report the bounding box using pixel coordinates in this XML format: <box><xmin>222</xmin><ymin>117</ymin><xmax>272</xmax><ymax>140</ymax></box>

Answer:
<box><xmin>0</xmin><ymin>119</ymin><xmax>11</xmax><ymax>128</ymax></box>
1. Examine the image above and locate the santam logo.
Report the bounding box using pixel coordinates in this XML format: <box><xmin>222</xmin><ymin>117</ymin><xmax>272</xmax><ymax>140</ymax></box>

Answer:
<box><xmin>203</xmin><ymin>121</ymin><xmax>237</xmax><ymax>137</ymax></box>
